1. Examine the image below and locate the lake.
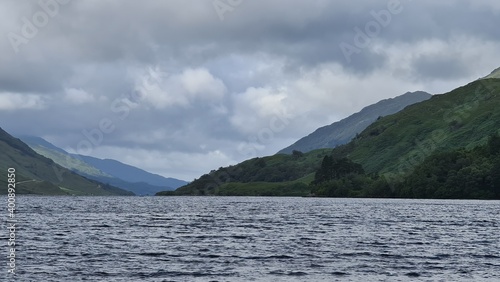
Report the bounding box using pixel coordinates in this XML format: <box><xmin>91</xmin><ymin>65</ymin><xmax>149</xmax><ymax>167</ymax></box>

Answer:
<box><xmin>2</xmin><ymin>196</ymin><xmax>499</xmax><ymax>281</ymax></box>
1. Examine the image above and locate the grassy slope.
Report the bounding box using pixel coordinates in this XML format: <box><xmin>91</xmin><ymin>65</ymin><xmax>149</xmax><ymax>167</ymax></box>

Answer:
<box><xmin>279</xmin><ymin>91</ymin><xmax>431</xmax><ymax>154</ymax></box>
<box><xmin>215</xmin><ymin>173</ymin><xmax>316</xmax><ymax>196</ymax></box>
<box><xmin>163</xmin><ymin>149</ymin><xmax>330</xmax><ymax>196</ymax></box>
<box><xmin>30</xmin><ymin>145</ymin><xmax>111</xmax><ymax>178</ymax></box>
<box><xmin>0</xmin><ymin>128</ymin><xmax>133</xmax><ymax>195</ymax></box>
<box><xmin>332</xmin><ymin>79</ymin><xmax>500</xmax><ymax>178</ymax></box>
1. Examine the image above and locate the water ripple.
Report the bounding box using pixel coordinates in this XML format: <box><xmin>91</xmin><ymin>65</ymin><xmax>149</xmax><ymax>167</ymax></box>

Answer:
<box><xmin>2</xmin><ymin>196</ymin><xmax>499</xmax><ymax>281</ymax></box>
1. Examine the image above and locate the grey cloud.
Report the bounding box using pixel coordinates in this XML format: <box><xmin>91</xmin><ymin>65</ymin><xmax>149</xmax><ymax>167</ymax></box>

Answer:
<box><xmin>3</xmin><ymin>1</ymin><xmax>499</xmax><ymax>81</ymax></box>
<box><xmin>1</xmin><ymin>0</ymin><xmax>500</xmax><ymax>180</ymax></box>
<box><xmin>412</xmin><ymin>53</ymin><xmax>471</xmax><ymax>81</ymax></box>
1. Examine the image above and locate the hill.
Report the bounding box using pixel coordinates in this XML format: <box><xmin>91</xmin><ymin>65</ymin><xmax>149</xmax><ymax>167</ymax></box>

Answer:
<box><xmin>332</xmin><ymin>78</ymin><xmax>500</xmax><ymax>179</ymax></box>
<box><xmin>310</xmin><ymin>132</ymin><xmax>500</xmax><ymax>199</ymax></box>
<box><xmin>278</xmin><ymin>91</ymin><xmax>431</xmax><ymax>154</ymax></box>
<box><xmin>0</xmin><ymin>128</ymin><xmax>133</xmax><ymax>195</ymax></box>
<box><xmin>158</xmin><ymin>75</ymin><xmax>500</xmax><ymax>198</ymax></box>
<box><xmin>19</xmin><ymin>136</ymin><xmax>188</xmax><ymax>195</ymax></box>
<box><xmin>78</xmin><ymin>155</ymin><xmax>187</xmax><ymax>189</ymax></box>
<box><xmin>160</xmin><ymin>149</ymin><xmax>331</xmax><ymax>196</ymax></box>
<box><xmin>483</xmin><ymin>67</ymin><xmax>500</xmax><ymax>79</ymax></box>
<box><xmin>20</xmin><ymin>136</ymin><xmax>113</xmax><ymax>178</ymax></box>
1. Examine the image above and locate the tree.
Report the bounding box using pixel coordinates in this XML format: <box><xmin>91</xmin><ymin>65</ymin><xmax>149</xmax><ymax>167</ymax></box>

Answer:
<box><xmin>313</xmin><ymin>156</ymin><xmax>365</xmax><ymax>184</ymax></box>
<box><xmin>491</xmin><ymin>156</ymin><xmax>500</xmax><ymax>198</ymax></box>
<box><xmin>488</xmin><ymin>133</ymin><xmax>500</xmax><ymax>156</ymax></box>
<box><xmin>292</xmin><ymin>150</ymin><xmax>304</xmax><ymax>159</ymax></box>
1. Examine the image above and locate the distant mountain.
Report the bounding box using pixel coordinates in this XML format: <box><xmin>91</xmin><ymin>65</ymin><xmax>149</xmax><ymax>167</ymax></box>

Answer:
<box><xmin>0</xmin><ymin>128</ymin><xmax>132</xmax><ymax>196</ymax></box>
<box><xmin>19</xmin><ymin>136</ymin><xmax>187</xmax><ymax>196</ymax></box>
<box><xmin>19</xmin><ymin>136</ymin><xmax>69</xmax><ymax>155</ymax></box>
<box><xmin>21</xmin><ymin>137</ymin><xmax>112</xmax><ymax>178</ymax></box>
<box><xmin>278</xmin><ymin>91</ymin><xmax>432</xmax><ymax>154</ymax></box>
<box><xmin>78</xmin><ymin>156</ymin><xmax>186</xmax><ymax>188</ymax></box>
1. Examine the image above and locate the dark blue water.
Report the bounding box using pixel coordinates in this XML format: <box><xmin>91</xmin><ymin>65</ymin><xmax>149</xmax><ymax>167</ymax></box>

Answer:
<box><xmin>2</xmin><ymin>196</ymin><xmax>499</xmax><ymax>281</ymax></box>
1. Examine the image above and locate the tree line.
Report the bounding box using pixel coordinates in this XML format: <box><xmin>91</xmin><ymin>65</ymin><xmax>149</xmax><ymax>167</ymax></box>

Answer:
<box><xmin>310</xmin><ymin>133</ymin><xmax>500</xmax><ymax>199</ymax></box>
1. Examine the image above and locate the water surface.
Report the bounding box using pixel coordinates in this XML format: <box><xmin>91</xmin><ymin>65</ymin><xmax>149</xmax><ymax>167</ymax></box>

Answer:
<box><xmin>2</xmin><ymin>196</ymin><xmax>499</xmax><ymax>281</ymax></box>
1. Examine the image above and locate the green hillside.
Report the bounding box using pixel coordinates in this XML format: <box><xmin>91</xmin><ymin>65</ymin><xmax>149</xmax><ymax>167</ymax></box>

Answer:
<box><xmin>28</xmin><ymin>144</ymin><xmax>112</xmax><ymax>178</ymax></box>
<box><xmin>162</xmin><ymin>149</ymin><xmax>330</xmax><ymax>196</ymax></box>
<box><xmin>308</xmin><ymin>132</ymin><xmax>500</xmax><ymax>199</ymax></box>
<box><xmin>0</xmin><ymin>128</ymin><xmax>133</xmax><ymax>195</ymax></box>
<box><xmin>158</xmin><ymin>76</ymin><xmax>500</xmax><ymax>198</ymax></box>
<box><xmin>332</xmin><ymin>78</ymin><xmax>500</xmax><ymax>180</ymax></box>
<box><xmin>279</xmin><ymin>91</ymin><xmax>431</xmax><ymax>154</ymax></box>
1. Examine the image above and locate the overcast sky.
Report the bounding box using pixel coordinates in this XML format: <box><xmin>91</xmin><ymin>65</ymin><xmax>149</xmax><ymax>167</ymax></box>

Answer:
<box><xmin>1</xmin><ymin>0</ymin><xmax>500</xmax><ymax>181</ymax></box>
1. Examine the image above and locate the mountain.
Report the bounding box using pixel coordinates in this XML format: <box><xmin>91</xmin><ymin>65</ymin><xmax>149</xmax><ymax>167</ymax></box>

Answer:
<box><xmin>310</xmin><ymin>76</ymin><xmax>500</xmax><ymax>199</ymax></box>
<box><xmin>483</xmin><ymin>67</ymin><xmax>500</xmax><ymax>79</ymax></box>
<box><xmin>20</xmin><ymin>136</ymin><xmax>187</xmax><ymax>195</ymax></box>
<box><xmin>331</xmin><ymin>78</ymin><xmax>500</xmax><ymax>176</ymax></box>
<box><xmin>0</xmin><ymin>128</ymin><xmax>133</xmax><ymax>195</ymax></box>
<box><xmin>77</xmin><ymin>156</ymin><xmax>186</xmax><ymax>188</ymax></box>
<box><xmin>160</xmin><ymin>72</ymin><xmax>500</xmax><ymax>198</ymax></box>
<box><xmin>278</xmin><ymin>91</ymin><xmax>432</xmax><ymax>154</ymax></box>
<box><xmin>21</xmin><ymin>136</ymin><xmax>113</xmax><ymax>178</ymax></box>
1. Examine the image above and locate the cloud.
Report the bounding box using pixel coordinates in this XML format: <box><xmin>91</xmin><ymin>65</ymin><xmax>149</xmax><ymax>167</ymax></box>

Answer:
<box><xmin>0</xmin><ymin>92</ymin><xmax>45</xmax><ymax>110</ymax></box>
<box><xmin>181</xmin><ymin>68</ymin><xmax>226</xmax><ymax>99</ymax></box>
<box><xmin>135</xmin><ymin>67</ymin><xmax>226</xmax><ymax>109</ymax></box>
<box><xmin>1</xmin><ymin>0</ymin><xmax>500</xmax><ymax>180</ymax></box>
<box><xmin>64</xmin><ymin>88</ymin><xmax>96</xmax><ymax>104</ymax></box>
<box><xmin>230</xmin><ymin>87</ymin><xmax>288</xmax><ymax>134</ymax></box>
